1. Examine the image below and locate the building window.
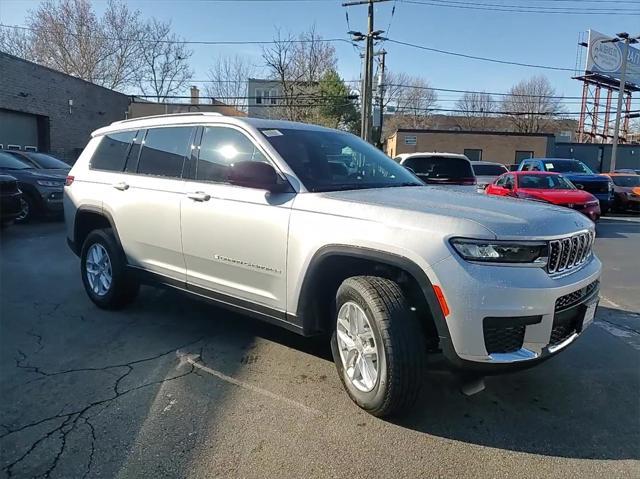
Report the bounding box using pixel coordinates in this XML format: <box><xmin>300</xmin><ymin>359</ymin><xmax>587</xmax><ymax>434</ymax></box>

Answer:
<box><xmin>270</xmin><ymin>89</ymin><xmax>278</xmax><ymax>105</ymax></box>
<box><xmin>25</xmin><ymin>146</ymin><xmax>38</xmax><ymax>152</ymax></box>
<box><xmin>255</xmin><ymin>89</ymin><xmax>263</xmax><ymax>105</ymax></box>
<box><xmin>515</xmin><ymin>150</ymin><xmax>534</xmax><ymax>163</ymax></box>
<box><xmin>464</xmin><ymin>149</ymin><xmax>482</xmax><ymax>161</ymax></box>
<box><xmin>7</xmin><ymin>145</ymin><xmax>21</xmax><ymax>151</ymax></box>
<box><xmin>404</xmin><ymin>135</ymin><xmax>417</xmax><ymax>145</ymax></box>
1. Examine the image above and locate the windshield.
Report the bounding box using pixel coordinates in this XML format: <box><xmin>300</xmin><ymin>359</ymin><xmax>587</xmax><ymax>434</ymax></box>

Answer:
<box><xmin>518</xmin><ymin>174</ymin><xmax>575</xmax><ymax>190</ymax></box>
<box><xmin>258</xmin><ymin>128</ymin><xmax>423</xmax><ymax>192</ymax></box>
<box><xmin>22</xmin><ymin>152</ymin><xmax>70</xmax><ymax>169</ymax></box>
<box><xmin>543</xmin><ymin>160</ymin><xmax>593</xmax><ymax>174</ymax></box>
<box><xmin>0</xmin><ymin>152</ymin><xmax>33</xmax><ymax>170</ymax></box>
<box><xmin>611</xmin><ymin>175</ymin><xmax>640</xmax><ymax>187</ymax></box>
<box><xmin>473</xmin><ymin>164</ymin><xmax>508</xmax><ymax>176</ymax></box>
<box><xmin>402</xmin><ymin>156</ymin><xmax>474</xmax><ymax>180</ymax></box>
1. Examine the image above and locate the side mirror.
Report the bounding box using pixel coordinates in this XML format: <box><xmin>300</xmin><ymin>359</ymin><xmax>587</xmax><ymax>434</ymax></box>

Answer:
<box><xmin>228</xmin><ymin>161</ymin><xmax>282</xmax><ymax>192</ymax></box>
<box><xmin>404</xmin><ymin>166</ymin><xmax>416</xmax><ymax>174</ymax></box>
<box><xmin>575</xmin><ymin>184</ymin><xmax>584</xmax><ymax>190</ymax></box>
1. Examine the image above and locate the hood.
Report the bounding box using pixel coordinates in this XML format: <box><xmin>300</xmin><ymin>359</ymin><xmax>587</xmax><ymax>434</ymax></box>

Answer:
<box><xmin>517</xmin><ymin>188</ymin><xmax>597</xmax><ymax>205</ymax></box>
<box><xmin>563</xmin><ymin>173</ymin><xmax>609</xmax><ymax>182</ymax></box>
<box><xmin>300</xmin><ymin>186</ymin><xmax>593</xmax><ymax>239</ymax></box>
<box><xmin>38</xmin><ymin>168</ymin><xmax>70</xmax><ymax>176</ymax></box>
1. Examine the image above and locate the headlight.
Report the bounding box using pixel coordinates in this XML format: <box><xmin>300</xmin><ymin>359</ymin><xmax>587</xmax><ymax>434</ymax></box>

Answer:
<box><xmin>450</xmin><ymin>238</ymin><xmax>548</xmax><ymax>264</ymax></box>
<box><xmin>36</xmin><ymin>180</ymin><xmax>65</xmax><ymax>187</ymax></box>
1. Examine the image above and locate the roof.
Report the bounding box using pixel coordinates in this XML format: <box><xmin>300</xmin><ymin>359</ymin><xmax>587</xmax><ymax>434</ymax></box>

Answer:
<box><xmin>472</xmin><ymin>161</ymin><xmax>507</xmax><ymax>166</ymax></box>
<box><xmin>92</xmin><ymin>113</ymin><xmax>342</xmax><ymax>137</ymax></box>
<box><xmin>510</xmin><ymin>171</ymin><xmax>562</xmax><ymax>175</ymax></box>
<box><xmin>393</xmin><ymin>128</ymin><xmax>555</xmax><ymax>138</ymax></box>
<box><xmin>395</xmin><ymin>152</ymin><xmax>470</xmax><ymax>162</ymax></box>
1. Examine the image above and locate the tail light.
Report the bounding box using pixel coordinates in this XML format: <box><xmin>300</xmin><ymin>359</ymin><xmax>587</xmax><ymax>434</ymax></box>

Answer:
<box><xmin>65</xmin><ymin>175</ymin><xmax>75</xmax><ymax>186</ymax></box>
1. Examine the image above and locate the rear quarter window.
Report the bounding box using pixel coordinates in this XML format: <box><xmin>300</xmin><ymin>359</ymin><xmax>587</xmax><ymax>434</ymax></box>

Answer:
<box><xmin>403</xmin><ymin>156</ymin><xmax>473</xmax><ymax>179</ymax></box>
<box><xmin>90</xmin><ymin>131</ymin><xmax>137</xmax><ymax>171</ymax></box>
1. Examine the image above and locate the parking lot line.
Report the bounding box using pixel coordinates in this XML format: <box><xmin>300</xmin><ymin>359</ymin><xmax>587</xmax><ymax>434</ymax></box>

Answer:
<box><xmin>177</xmin><ymin>351</ymin><xmax>322</xmax><ymax>416</ymax></box>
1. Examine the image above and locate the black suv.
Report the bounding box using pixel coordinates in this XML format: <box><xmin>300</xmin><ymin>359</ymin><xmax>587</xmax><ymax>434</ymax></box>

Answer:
<box><xmin>0</xmin><ymin>151</ymin><xmax>66</xmax><ymax>223</ymax></box>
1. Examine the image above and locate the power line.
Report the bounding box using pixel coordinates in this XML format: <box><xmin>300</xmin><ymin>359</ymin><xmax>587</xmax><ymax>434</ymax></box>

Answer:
<box><xmin>0</xmin><ymin>24</ymin><xmax>353</xmax><ymax>46</ymax></box>
<box><xmin>399</xmin><ymin>0</ymin><xmax>640</xmax><ymax>14</ymax></box>
<box><xmin>386</xmin><ymin>39</ymin><xmax>575</xmax><ymax>71</ymax></box>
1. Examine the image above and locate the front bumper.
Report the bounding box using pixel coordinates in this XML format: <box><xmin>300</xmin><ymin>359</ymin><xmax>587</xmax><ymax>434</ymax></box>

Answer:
<box><xmin>38</xmin><ymin>188</ymin><xmax>64</xmax><ymax>214</ymax></box>
<box><xmin>430</xmin><ymin>252</ymin><xmax>601</xmax><ymax>372</ymax></box>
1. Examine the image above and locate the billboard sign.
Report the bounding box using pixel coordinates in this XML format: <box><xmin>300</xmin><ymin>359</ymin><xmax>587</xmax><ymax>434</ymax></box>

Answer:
<box><xmin>586</xmin><ymin>30</ymin><xmax>640</xmax><ymax>87</ymax></box>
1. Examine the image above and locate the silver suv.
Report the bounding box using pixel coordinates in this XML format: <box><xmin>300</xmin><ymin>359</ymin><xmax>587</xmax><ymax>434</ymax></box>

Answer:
<box><xmin>64</xmin><ymin>113</ymin><xmax>601</xmax><ymax>417</ymax></box>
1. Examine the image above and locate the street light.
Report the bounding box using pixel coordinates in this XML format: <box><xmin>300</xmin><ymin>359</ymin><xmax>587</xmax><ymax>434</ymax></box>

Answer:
<box><xmin>602</xmin><ymin>32</ymin><xmax>640</xmax><ymax>172</ymax></box>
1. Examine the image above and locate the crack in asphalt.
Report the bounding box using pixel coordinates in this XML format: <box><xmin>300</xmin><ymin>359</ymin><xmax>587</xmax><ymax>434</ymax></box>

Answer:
<box><xmin>1</xmin><ymin>337</ymin><xmax>204</xmax><ymax>477</ymax></box>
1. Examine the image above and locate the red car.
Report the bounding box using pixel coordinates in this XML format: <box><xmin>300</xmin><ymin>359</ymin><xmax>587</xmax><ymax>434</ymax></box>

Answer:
<box><xmin>486</xmin><ymin>171</ymin><xmax>601</xmax><ymax>221</ymax></box>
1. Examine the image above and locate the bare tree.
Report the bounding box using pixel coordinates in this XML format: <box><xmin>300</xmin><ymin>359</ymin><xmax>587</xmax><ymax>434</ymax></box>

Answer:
<box><xmin>501</xmin><ymin>76</ymin><xmax>564</xmax><ymax>133</ymax></box>
<box><xmin>0</xmin><ymin>26</ymin><xmax>35</xmax><ymax>59</ymax></box>
<box><xmin>455</xmin><ymin>92</ymin><xmax>495</xmax><ymax>130</ymax></box>
<box><xmin>261</xmin><ymin>26</ymin><xmax>337</xmax><ymax>121</ymax></box>
<box><xmin>205</xmin><ymin>55</ymin><xmax>257</xmax><ymax>111</ymax></box>
<box><xmin>137</xmin><ymin>19</ymin><xmax>193</xmax><ymax>102</ymax></box>
<box><xmin>0</xmin><ymin>0</ymin><xmax>147</xmax><ymax>90</ymax></box>
<box><xmin>394</xmin><ymin>76</ymin><xmax>438</xmax><ymax>128</ymax></box>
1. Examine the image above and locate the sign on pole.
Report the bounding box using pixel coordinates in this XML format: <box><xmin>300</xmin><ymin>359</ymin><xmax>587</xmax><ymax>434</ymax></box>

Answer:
<box><xmin>586</xmin><ymin>30</ymin><xmax>640</xmax><ymax>87</ymax></box>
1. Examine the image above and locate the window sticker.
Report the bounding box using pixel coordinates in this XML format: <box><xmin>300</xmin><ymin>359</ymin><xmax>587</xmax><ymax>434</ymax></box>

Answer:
<box><xmin>262</xmin><ymin>129</ymin><xmax>283</xmax><ymax>137</ymax></box>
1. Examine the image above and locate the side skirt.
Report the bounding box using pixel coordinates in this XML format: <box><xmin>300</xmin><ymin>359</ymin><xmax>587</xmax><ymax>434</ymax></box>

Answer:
<box><xmin>128</xmin><ymin>266</ymin><xmax>305</xmax><ymax>336</ymax></box>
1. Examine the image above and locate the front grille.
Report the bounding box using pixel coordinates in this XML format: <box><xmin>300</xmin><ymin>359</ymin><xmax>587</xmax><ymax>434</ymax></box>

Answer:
<box><xmin>484</xmin><ymin>325</ymin><xmax>526</xmax><ymax>354</ymax></box>
<box><xmin>547</xmin><ymin>231</ymin><xmax>594</xmax><ymax>275</ymax></box>
<box><xmin>555</xmin><ymin>280</ymin><xmax>599</xmax><ymax>311</ymax></box>
<box><xmin>573</xmin><ymin>180</ymin><xmax>609</xmax><ymax>195</ymax></box>
<box><xmin>0</xmin><ymin>179</ymin><xmax>18</xmax><ymax>194</ymax></box>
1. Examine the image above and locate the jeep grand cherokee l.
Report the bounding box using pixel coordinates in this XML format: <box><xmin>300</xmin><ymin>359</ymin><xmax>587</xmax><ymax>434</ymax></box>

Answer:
<box><xmin>64</xmin><ymin>113</ymin><xmax>602</xmax><ymax>417</ymax></box>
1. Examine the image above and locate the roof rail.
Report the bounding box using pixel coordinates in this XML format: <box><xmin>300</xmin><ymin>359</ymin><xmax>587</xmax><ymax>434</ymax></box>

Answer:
<box><xmin>113</xmin><ymin>112</ymin><xmax>223</xmax><ymax>125</ymax></box>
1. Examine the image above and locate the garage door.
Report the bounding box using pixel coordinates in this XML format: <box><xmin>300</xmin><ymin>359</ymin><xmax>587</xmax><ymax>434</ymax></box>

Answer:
<box><xmin>0</xmin><ymin>109</ymin><xmax>39</xmax><ymax>151</ymax></box>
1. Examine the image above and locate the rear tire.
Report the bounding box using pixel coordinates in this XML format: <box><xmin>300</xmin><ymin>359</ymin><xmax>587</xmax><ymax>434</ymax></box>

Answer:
<box><xmin>80</xmin><ymin>229</ymin><xmax>139</xmax><ymax>310</ymax></box>
<box><xmin>331</xmin><ymin>276</ymin><xmax>426</xmax><ymax>417</ymax></box>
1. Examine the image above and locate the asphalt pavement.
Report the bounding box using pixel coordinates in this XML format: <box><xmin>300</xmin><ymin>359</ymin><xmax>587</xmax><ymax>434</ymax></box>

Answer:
<box><xmin>1</xmin><ymin>217</ymin><xmax>639</xmax><ymax>478</ymax></box>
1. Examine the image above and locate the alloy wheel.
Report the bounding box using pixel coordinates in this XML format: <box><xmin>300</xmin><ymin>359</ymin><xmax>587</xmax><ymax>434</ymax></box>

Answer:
<box><xmin>336</xmin><ymin>301</ymin><xmax>380</xmax><ymax>392</ymax></box>
<box><xmin>85</xmin><ymin>243</ymin><xmax>113</xmax><ymax>296</ymax></box>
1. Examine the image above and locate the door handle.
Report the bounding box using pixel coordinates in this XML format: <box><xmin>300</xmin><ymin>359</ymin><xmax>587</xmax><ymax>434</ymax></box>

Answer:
<box><xmin>186</xmin><ymin>191</ymin><xmax>211</xmax><ymax>202</ymax></box>
<box><xmin>112</xmin><ymin>182</ymin><xmax>129</xmax><ymax>191</ymax></box>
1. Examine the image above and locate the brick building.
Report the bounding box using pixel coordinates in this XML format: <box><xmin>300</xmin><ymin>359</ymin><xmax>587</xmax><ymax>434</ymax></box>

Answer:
<box><xmin>0</xmin><ymin>52</ymin><xmax>131</xmax><ymax>162</ymax></box>
<box><xmin>385</xmin><ymin>129</ymin><xmax>556</xmax><ymax>165</ymax></box>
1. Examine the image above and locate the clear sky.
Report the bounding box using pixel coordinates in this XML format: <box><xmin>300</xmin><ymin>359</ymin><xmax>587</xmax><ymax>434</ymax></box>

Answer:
<box><xmin>1</xmin><ymin>0</ymin><xmax>639</xmax><ymax>112</ymax></box>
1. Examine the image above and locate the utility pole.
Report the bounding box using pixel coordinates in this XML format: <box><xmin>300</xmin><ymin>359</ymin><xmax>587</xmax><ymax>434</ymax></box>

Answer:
<box><xmin>376</xmin><ymin>49</ymin><xmax>387</xmax><ymax>148</ymax></box>
<box><xmin>343</xmin><ymin>0</ymin><xmax>389</xmax><ymax>143</ymax></box>
<box><xmin>603</xmin><ymin>32</ymin><xmax>639</xmax><ymax>172</ymax></box>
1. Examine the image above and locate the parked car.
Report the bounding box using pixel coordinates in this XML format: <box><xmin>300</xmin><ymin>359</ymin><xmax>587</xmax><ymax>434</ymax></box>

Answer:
<box><xmin>486</xmin><ymin>171</ymin><xmax>601</xmax><ymax>221</ymax></box>
<box><xmin>518</xmin><ymin>158</ymin><xmax>613</xmax><ymax>214</ymax></box>
<box><xmin>65</xmin><ymin>113</ymin><xmax>601</xmax><ymax>417</ymax></box>
<box><xmin>0</xmin><ymin>151</ymin><xmax>66</xmax><ymax>223</ymax></box>
<box><xmin>471</xmin><ymin>161</ymin><xmax>509</xmax><ymax>191</ymax></box>
<box><xmin>6</xmin><ymin>151</ymin><xmax>71</xmax><ymax>175</ymax></box>
<box><xmin>394</xmin><ymin>152</ymin><xmax>476</xmax><ymax>187</ymax></box>
<box><xmin>603</xmin><ymin>173</ymin><xmax>640</xmax><ymax>213</ymax></box>
<box><xmin>0</xmin><ymin>174</ymin><xmax>23</xmax><ymax>226</ymax></box>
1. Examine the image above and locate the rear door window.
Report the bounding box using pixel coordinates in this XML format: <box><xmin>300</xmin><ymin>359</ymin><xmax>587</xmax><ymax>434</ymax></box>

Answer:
<box><xmin>137</xmin><ymin>127</ymin><xmax>194</xmax><ymax>178</ymax></box>
<box><xmin>402</xmin><ymin>156</ymin><xmax>473</xmax><ymax>181</ymax></box>
<box><xmin>91</xmin><ymin>131</ymin><xmax>137</xmax><ymax>171</ymax></box>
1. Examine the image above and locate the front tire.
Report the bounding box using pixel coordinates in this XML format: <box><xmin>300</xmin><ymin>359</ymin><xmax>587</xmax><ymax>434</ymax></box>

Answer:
<box><xmin>80</xmin><ymin>229</ymin><xmax>139</xmax><ymax>310</ymax></box>
<box><xmin>15</xmin><ymin>194</ymin><xmax>37</xmax><ymax>224</ymax></box>
<box><xmin>331</xmin><ymin>276</ymin><xmax>426</xmax><ymax>417</ymax></box>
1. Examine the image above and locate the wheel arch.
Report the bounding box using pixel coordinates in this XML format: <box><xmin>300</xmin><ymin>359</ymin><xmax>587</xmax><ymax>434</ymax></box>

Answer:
<box><xmin>296</xmin><ymin>245</ymin><xmax>451</xmax><ymax>348</ymax></box>
<box><xmin>72</xmin><ymin>206</ymin><xmax>123</xmax><ymax>257</ymax></box>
